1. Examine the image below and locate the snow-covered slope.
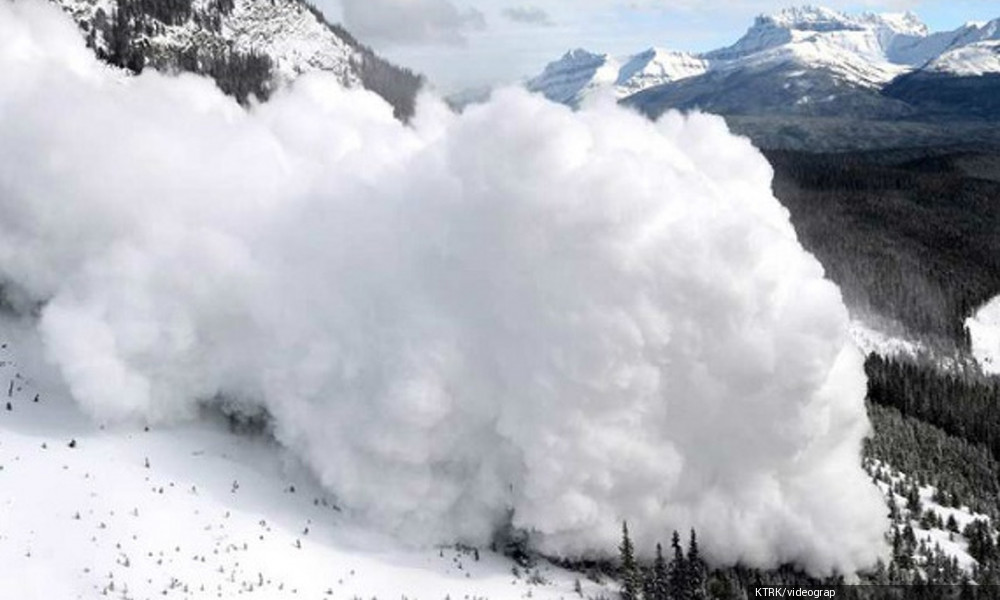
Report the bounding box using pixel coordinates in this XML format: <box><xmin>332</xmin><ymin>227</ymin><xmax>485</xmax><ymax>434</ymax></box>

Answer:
<box><xmin>56</xmin><ymin>0</ymin><xmax>355</xmax><ymax>84</ymax></box>
<box><xmin>868</xmin><ymin>459</ymin><xmax>994</xmax><ymax>574</ymax></box>
<box><xmin>614</xmin><ymin>47</ymin><xmax>708</xmax><ymax>97</ymax></box>
<box><xmin>51</xmin><ymin>0</ymin><xmax>422</xmax><ymax>116</ymax></box>
<box><xmin>525</xmin><ymin>48</ymin><xmax>620</xmax><ymax>105</ymax></box>
<box><xmin>527</xmin><ymin>5</ymin><xmax>1000</xmax><ymax>115</ymax></box>
<box><xmin>0</xmin><ymin>316</ymin><xmax>612</xmax><ymax>599</ymax></box>
<box><xmin>708</xmin><ymin>6</ymin><xmax>922</xmax><ymax>70</ymax></box>
<box><xmin>928</xmin><ymin>39</ymin><xmax>1000</xmax><ymax>76</ymax></box>
<box><xmin>849</xmin><ymin>321</ymin><xmax>927</xmax><ymax>360</ymax></box>
<box><xmin>966</xmin><ymin>296</ymin><xmax>1000</xmax><ymax>375</ymax></box>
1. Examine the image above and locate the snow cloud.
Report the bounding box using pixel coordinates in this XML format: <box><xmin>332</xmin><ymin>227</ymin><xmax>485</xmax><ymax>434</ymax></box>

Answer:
<box><xmin>0</xmin><ymin>2</ymin><xmax>887</xmax><ymax>575</ymax></box>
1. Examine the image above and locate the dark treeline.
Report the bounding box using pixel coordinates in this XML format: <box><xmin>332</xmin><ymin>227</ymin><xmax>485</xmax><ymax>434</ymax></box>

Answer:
<box><xmin>352</xmin><ymin>49</ymin><xmax>424</xmax><ymax>121</ymax></box>
<box><xmin>612</xmin><ymin>521</ymin><xmax>996</xmax><ymax>599</ymax></box>
<box><xmin>301</xmin><ymin>1</ymin><xmax>424</xmax><ymax>120</ymax></box>
<box><xmin>175</xmin><ymin>47</ymin><xmax>274</xmax><ymax>104</ymax></box>
<box><xmin>866</xmin><ymin>355</ymin><xmax>1000</xmax><ymax>462</ymax></box>
<box><xmin>96</xmin><ymin>0</ymin><xmax>273</xmax><ymax>103</ymax></box>
<box><xmin>865</xmin><ymin>402</ymin><xmax>1000</xmax><ymax>520</ymax></box>
<box><xmin>618</xmin><ymin>526</ymin><xmax>708</xmax><ymax>600</ymax></box>
<box><xmin>615</xmin><ymin>525</ymin><xmax>831</xmax><ymax>600</ymax></box>
<box><xmin>863</xmin><ymin>402</ymin><xmax>1000</xmax><ymax>591</ymax></box>
<box><xmin>767</xmin><ymin>149</ymin><xmax>1000</xmax><ymax>350</ymax></box>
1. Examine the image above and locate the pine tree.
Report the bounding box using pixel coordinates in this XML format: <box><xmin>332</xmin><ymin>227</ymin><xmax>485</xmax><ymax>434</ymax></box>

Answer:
<box><xmin>668</xmin><ymin>530</ymin><xmax>687</xmax><ymax>600</ymax></box>
<box><xmin>905</xmin><ymin>485</ymin><xmax>922</xmax><ymax>515</ymax></box>
<box><xmin>619</xmin><ymin>522</ymin><xmax>640</xmax><ymax>600</ymax></box>
<box><xmin>947</xmin><ymin>514</ymin><xmax>960</xmax><ymax>533</ymax></box>
<box><xmin>687</xmin><ymin>529</ymin><xmax>706</xmax><ymax>600</ymax></box>
<box><xmin>650</xmin><ymin>542</ymin><xmax>668</xmax><ymax>600</ymax></box>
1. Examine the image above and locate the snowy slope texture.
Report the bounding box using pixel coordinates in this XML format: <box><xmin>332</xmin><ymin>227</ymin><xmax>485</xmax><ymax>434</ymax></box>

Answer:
<box><xmin>925</xmin><ymin>19</ymin><xmax>1000</xmax><ymax>74</ymax></box>
<box><xmin>50</xmin><ymin>0</ymin><xmax>423</xmax><ymax>117</ymax></box>
<box><xmin>529</xmin><ymin>5</ymin><xmax>1000</xmax><ymax>120</ymax></box>
<box><xmin>524</xmin><ymin>48</ymin><xmax>621</xmax><ymax>105</ymax></box>
<box><xmin>0</xmin><ymin>315</ymin><xmax>610</xmax><ymax>600</ymax></box>
<box><xmin>615</xmin><ymin>48</ymin><xmax>709</xmax><ymax>98</ymax></box>
<box><xmin>526</xmin><ymin>47</ymin><xmax>708</xmax><ymax>106</ymax></box>
<box><xmin>0</xmin><ymin>1</ymin><xmax>889</xmax><ymax>576</ymax></box>
<box><xmin>966</xmin><ymin>295</ymin><xmax>1000</xmax><ymax>376</ymax></box>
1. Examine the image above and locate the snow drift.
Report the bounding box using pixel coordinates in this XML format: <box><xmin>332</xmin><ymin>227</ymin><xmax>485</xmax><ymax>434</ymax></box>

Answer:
<box><xmin>0</xmin><ymin>1</ymin><xmax>887</xmax><ymax>575</ymax></box>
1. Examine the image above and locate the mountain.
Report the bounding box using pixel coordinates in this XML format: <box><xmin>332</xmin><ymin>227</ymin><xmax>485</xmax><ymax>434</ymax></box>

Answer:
<box><xmin>527</xmin><ymin>6</ymin><xmax>1000</xmax><ymax>130</ymax></box>
<box><xmin>52</xmin><ymin>0</ymin><xmax>423</xmax><ymax>118</ymax></box>
<box><xmin>525</xmin><ymin>47</ymin><xmax>707</xmax><ymax>105</ymax></box>
<box><xmin>524</xmin><ymin>48</ymin><xmax>621</xmax><ymax>105</ymax></box>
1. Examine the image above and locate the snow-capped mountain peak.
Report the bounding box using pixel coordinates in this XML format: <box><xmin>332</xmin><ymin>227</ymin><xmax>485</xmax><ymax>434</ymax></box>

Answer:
<box><xmin>527</xmin><ymin>5</ymin><xmax>1000</xmax><ymax>112</ymax></box>
<box><xmin>709</xmin><ymin>5</ymin><xmax>929</xmax><ymax>64</ymax></box>
<box><xmin>614</xmin><ymin>47</ymin><xmax>709</xmax><ymax>96</ymax></box>
<box><xmin>765</xmin><ymin>5</ymin><xmax>864</xmax><ymax>32</ymax></box>
<box><xmin>526</xmin><ymin>45</ymin><xmax>707</xmax><ymax>105</ymax></box>
<box><xmin>525</xmin><ymin>48</ymin><xmax>619</xmax><ymax>105</ymax></box>
<box><xmin>861</xmin><ymin>10</ymin><xmax>929</xmax><ymax>37</ymax></box>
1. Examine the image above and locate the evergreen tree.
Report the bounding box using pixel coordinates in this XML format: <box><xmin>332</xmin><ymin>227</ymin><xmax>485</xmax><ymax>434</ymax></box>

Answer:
<box><xmin>668</xmin><ymin>530</ymin><xmax>687</xmax><ymax>600</ymax></box>
<box><xmin>687</xmin><ymin>529</ymin><xmax>706</xmax><ymax>600</ymax></box>
<box><xmin>619</xmin><ymin>522</ymin><xmax>640</xmax><ymax>600</ymax></box>
<box><xmin>905</xmin><ymin>485</ymin><xmax>922</xmax><ymax>515</ymax></box>
<box><xmin>650</xmin><ymin>542</ymin><xmax>668</xmax><ymax>600</ymax></box>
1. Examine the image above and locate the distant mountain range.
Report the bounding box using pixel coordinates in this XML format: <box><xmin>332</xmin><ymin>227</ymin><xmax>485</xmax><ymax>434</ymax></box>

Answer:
<box><xmin>52</xmin><ymin>0</ymin><xmax>423</xmax><ymax>118</ymax></box>
<box><xmin>526</xmin><ymin>6</ymin><xmax>1000</xmax><ymax>149</ymax></box>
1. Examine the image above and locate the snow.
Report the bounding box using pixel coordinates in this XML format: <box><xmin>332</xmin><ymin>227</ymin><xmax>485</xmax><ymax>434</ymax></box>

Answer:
<box><xmin>849</xmin><ymin>321</ymin><xmax>926</xmax><ymax>359</ymax></box>
<box><xmin>966</xmin><ymin>295</ymin><xmax>1000</xmax><ymax>375</ymax></box>
<box><xmin>525</xmin><ymin>48</ymin><xmax>620</xmax><ymax>105</ymax></box>
<box><xmin>0</xmin><ymin>316</ymin><xmax>612</xmax><ymax>599</ymax></box>
<box><xmin>716</xmin><ymin>27</ymin><xmax>910</xmax><ymax>87</ymax></box>
<box><xmin>927</xmin><ymin>40</ymin><xmax>1000</xmax><ymax>76</ymax></box>
<box><xmin>52</xmin><ymin>0</ymin><xmax>364</xmax><ymax>89</ymax></box>
<box><xmin>527</xmin><ymin>6</ymin><xmax>1000</xmax><ymax>105</ymax></box>
<box><xmin>222</xmin><ymin>0</ymin><xmax>359</xmax><ymax>85</ymax></box>
<box><xmin>526</xmin><ymin>46</ymin><xmax>709</xmax><ymax>105</ymax></box>
<box><xmin>917</xmin><ymin>527</ymin><xmax>976</xmax><ymax>572</ymax></box>
<box><xmin>870</xmin><ymin>460</ymin><xmax>989</xmax><ymax>572</ymax></box>
<box><xmin>614</xmin><ymin>48</ymin><xmax>709</xmax><ymax>97</ymax></box>
<box><xmin>766</xmin><ymin>6</ymin><xmax>863</xmax><ymax>31</ymax></box>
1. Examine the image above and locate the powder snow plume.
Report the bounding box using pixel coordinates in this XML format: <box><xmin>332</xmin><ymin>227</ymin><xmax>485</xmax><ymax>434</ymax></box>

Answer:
<box><xmin>0</xmin><ymin>1</ymin><xmax>887</xmax><ymax>575</ymax></box>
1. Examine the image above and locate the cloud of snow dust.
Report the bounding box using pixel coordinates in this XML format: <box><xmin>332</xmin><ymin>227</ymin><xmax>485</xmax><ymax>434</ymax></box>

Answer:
<box><xmin>0</xmin><ymin>1</ymin><xmax>888</xmax><ymax>575</ymax></box>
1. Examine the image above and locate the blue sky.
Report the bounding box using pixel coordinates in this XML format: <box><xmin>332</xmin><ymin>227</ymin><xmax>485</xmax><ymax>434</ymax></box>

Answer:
<box><xmin>315</xmin><ymin>1</ymin><xmax>1000</xmax><ymax>93</ymax></box>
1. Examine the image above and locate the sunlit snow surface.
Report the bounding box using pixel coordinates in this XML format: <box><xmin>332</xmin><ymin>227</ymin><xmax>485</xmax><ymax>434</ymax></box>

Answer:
<box><xmin>967</xmin><ymin>296</ymin><xmax>1000</xmax><ymax>375</ymax></box>
<box><xmin>0</xmin><ymin>317</ymin><xmax>610</xmax><ymax>599</ymax></box>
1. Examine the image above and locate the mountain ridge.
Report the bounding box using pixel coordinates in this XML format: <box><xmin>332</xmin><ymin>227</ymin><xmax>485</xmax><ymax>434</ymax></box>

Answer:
<box><xmin>51</xmin><ymin>0</ymin><xmax>423</xmax><ymax>118</ymax></box>
<box><xmin>526</xmin><ymin>5</ymin><xmax>1000</xmax><ymax>124</ymax></box>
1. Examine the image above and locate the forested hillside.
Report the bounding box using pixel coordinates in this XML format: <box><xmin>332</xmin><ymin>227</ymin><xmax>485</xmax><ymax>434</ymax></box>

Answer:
<box><xmin>768</xmin><ymin>149</ymin><xmax>1000</xmax><ymax>351</ymax></box>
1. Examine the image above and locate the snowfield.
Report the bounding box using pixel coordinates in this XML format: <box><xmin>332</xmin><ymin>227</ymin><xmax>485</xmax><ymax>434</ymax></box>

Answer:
<box><xmin>848</xmin><ymin>321</ymin><xmax>926</xmax><ymax>359</ymax></box>
<box><xmin>870</xmin><ymin>460</ymin><xmax>990</xmax><ymax>573</ymax></box>
<box><xmin>967</xmin><ymin>296</ymin><xmax>1000</xmax><ymax>376</ymax></box>
<box><xmin>0</xmin><ymin>317</ymin><xmax>612</xmax><ymax>600</ymax></box>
